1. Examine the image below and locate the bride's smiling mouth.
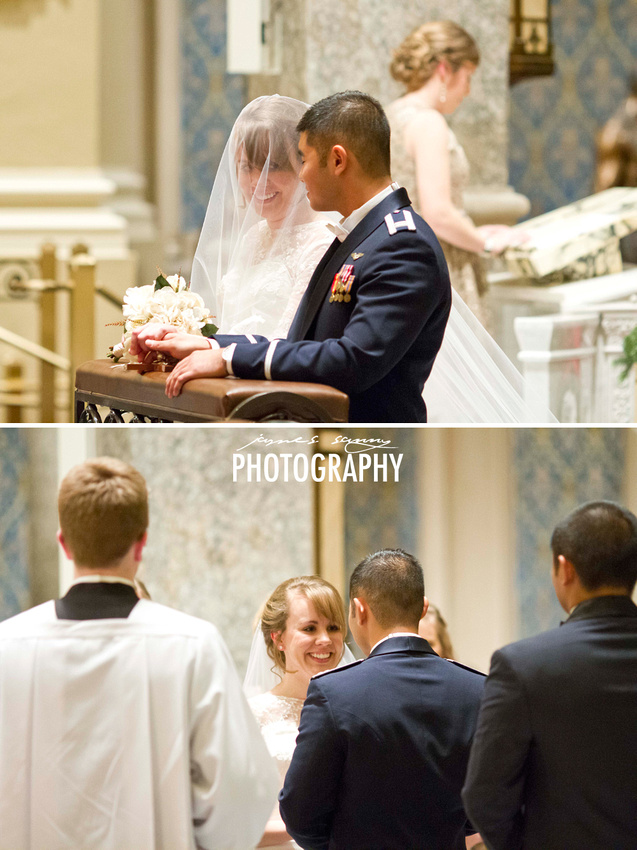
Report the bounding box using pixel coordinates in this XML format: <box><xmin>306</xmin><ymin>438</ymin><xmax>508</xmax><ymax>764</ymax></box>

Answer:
<box><xmin>308</xmin><ymin>651</ymin><xmax>333</xmax><ymax>662</ymax></box>
<box><xmin>254</xmin><ymin>190</ymin><xmax>278</xmax><ymax>203</ymax></box>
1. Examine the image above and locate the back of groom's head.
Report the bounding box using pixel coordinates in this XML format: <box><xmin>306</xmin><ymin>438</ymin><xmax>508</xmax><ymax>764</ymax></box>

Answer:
<box><xmin>350</xmin><ymin>548</ymin><xmax>424</xmax><ymax>628</ymax></box>
<box><xmin>58</xmin><ymin>457</ymin><xmax>149</xmax><ymax>569</ymax></box>
<box><xmin>551</xmin><ymin>500</ymin><xmax>637</xmax><ymax>593</ymax></box>
<box><xmin>297</xmin><ymin>91</ymin><xmax>391</xmax><ymax>179</ymax></box>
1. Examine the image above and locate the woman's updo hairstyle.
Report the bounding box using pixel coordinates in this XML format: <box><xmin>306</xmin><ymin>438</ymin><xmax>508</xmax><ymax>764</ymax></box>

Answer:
<box><xmin>390</xmin><ymin>20</ymin><xmax>480</xmax><ymax>92</ymax></box>
<box><xmin>260</xmin><ymin>575</ymin><xmax>346</xmax><ymax>676</ymax></box>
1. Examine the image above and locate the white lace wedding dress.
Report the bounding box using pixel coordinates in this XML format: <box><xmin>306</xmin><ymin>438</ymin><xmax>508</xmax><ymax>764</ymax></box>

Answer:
<box><xmin>216</xmin><ymin>219</ymin><xmax>334</xmax><ymax>338</ymax></box>
<box><xmin>249</xmin><ymin>692</ymin><xmax>304</xmax><ymax>850</ymax></box>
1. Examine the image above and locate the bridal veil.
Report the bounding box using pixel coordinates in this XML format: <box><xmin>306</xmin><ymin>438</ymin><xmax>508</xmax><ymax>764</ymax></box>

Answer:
<box><xmin>190</xmin><ymin>95</ymin><xmax>332</xmax><ymax>338</ymax></box>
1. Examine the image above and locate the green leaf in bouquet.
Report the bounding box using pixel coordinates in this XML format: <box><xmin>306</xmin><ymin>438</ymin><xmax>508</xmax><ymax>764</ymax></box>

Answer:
<box><xmin>201</xmin><ymin>322</ymin><xmax>219</xmax><ymax>337</ymax></box>
<box><xmin>154</xmin><ymin>274</ymin><xmax>171</xmax><ymax>291</ymax></box>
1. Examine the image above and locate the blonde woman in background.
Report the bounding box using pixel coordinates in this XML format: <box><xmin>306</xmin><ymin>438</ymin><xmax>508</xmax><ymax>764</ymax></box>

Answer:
<box><xmin>387</xmin><ymin>21</ymin><xmax>524</xmax><ymax>327</ymax></box>
<box><xmin>384</xmin><ymin>20</ymin><xmax>553</xmax><ymax>423</ymax></box>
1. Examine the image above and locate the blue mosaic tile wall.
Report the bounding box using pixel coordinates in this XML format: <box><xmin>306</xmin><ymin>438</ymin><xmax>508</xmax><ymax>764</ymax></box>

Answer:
<box><xmin>0</xmin><ymin>430</ymin><xmax>30</xmax><ymax>621</ymax></box>
<box><xmin>509</xmin><ymin>0</ymin><xmax>637</xmax><ymax>218</ymax></box>
<box><xmin>513</xmin><ymin>428</ymin><xmax>626</xmax><ymax>638</ymax></box>
<box><xmin>181</xmin><ymin>0</ymin><xmax>247</xmax><ymax>233</ymax></box>
<box><xmin>344</xmin><ymin>429</ymin><xmax>419</xmax><ymax>597</ymax></box>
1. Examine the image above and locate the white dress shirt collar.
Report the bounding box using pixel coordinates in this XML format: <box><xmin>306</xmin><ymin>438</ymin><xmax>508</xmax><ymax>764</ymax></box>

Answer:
<box><xmin>327</xmin><ymin>182</ymin><xmax>400</xmax><ymax>242</ymax></box>
<box><xmin>69</xmin><ymin>575</ymin><xmax>138</xmax><ymax>590</ymax></box>
<box><xmin>370</xmin><ymin>631</ymin><xmax>419</xmax><ymax>654</ymax></box>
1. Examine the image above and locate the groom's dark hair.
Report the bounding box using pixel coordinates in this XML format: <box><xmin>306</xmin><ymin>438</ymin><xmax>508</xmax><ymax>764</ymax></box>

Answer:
<box><xmin>350</xmin><ymin>549</ymin><xmax>424</xmax><ymax>628</ymax></box>
<box><xmin>297</xmin><ymin>91</ymin><xmax>391</xmax><ymax>179</ymax></box>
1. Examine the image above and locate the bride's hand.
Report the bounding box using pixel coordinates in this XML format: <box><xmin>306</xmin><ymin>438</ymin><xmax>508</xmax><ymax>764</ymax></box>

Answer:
<box><xmin>165</xmin><ymin>348</ymin><xmax>227</xmax><ymax>398</ymax></box>
<box><xmin>130</xmin><ymin>324</ymin><xmax>184</xmax><ymax>359</ymax></box>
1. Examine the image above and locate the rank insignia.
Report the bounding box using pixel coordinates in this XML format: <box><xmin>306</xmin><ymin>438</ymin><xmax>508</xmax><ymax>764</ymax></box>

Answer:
<box><xmin>330</xmin><ymin>264</ymin><xmax>355</xmax><ymax>303</ymax></box>
<box><xmin>385</xmin><ymin>209</ymin><xmax>416</xmax><ymax>235</ymax></box>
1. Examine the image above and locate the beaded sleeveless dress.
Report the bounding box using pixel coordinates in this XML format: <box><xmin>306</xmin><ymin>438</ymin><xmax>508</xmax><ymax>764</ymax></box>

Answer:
<box><xmin>249</xmin><ymin>692</ymin><xmax>304</xmax><ymax>850</ymax></box>
<box><xmin>386</xmin><ymin>98</ymin><xmax>489</xmax><ymax>328</ymax></box>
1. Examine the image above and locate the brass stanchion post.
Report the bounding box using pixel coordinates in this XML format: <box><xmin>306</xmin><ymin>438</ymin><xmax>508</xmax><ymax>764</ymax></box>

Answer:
<box><xmin>68</xmin><ymin>253</ymin><xmax>96</xmax><ymax>421</ymax></box>
<box><xmin>39</xmin><ymin>243</ymin><xmax>57</xmax><ymax>422</ymax></box>
<box><xmin>4</xmin><ymin>360</ymin><xmax>24</xmax><ymax>424</ymax></box>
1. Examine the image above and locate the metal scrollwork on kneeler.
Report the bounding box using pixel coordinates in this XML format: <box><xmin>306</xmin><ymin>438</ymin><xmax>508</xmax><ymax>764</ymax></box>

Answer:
<box><xmin>78</xmin><ymin>404</ymin><xmax>102</xmax><ymax>424</ymax></box>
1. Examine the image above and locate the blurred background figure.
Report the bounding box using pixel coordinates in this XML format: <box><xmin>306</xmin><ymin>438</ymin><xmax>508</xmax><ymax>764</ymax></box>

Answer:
<box><xmin>418</xmin><ymin>602</ymin><xmax>456</xmax><ymax>659</ymax></box>
<box><xmin>595</xmin><ymin>74</ymin><xmax>637</xmax><ymax>264</ymax></box>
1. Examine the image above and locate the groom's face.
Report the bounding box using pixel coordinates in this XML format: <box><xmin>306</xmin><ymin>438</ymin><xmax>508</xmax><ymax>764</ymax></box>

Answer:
<box><xmin>298</xmin><ymin>133</ymin><xmax>337</xmax><ymax>212</ymax></box>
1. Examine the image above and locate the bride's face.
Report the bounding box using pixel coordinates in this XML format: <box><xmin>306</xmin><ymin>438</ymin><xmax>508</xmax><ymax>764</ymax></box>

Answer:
<box><xmin>277</xmin><ymin>591</ymin><xmax>344</xmax><ymax>682</ymax></box>
<box><xmin>236</xmin><ymin>150</ymin><xmax>301</xmax><ymax>229</ymax></box>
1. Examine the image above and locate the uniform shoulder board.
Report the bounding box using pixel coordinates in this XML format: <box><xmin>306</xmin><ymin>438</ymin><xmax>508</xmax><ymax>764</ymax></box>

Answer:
<box><xmin>313</xmin><ymin>658</ymin><xmax>364</xmax><ymax>678</ymax></box>
<box><xmin>385</xmin><ymin>209</ymin><xmax>416</xmax><ymax>235</ymax></box>
<box><xmin>444</xmin><ymin>658</ymin><xmax>487</xmax><ymax>677</ymax></box>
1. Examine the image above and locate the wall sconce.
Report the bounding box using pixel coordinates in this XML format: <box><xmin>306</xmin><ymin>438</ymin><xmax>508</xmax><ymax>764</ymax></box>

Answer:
<box><xmin>510</xmin><ymin>0</ymin><xmax>555</xmax><ymax>84</ymax></box>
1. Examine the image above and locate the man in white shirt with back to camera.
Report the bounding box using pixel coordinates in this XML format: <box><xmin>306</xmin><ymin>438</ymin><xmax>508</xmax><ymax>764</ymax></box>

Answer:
<box><xmin>0</xmin><ymin>456</ymin><xmax>278</xmax><ymax>850</ymax></box>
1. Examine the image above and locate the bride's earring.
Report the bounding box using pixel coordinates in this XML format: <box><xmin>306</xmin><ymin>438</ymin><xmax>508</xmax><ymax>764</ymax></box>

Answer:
<box><xmin>439</xmin><ymin>79</ymin><xmax>447</xmax><ymax>104</ymax></box>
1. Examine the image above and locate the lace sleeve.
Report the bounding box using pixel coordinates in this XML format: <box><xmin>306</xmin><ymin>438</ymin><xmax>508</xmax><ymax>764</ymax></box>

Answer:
<box><xmin>271</xmin><ymin>222</ymin><xmax>334</xmax><ymax>339</ymax></box>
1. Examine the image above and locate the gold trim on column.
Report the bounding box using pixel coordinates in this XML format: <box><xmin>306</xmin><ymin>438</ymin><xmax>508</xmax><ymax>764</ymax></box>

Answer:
<box><xmin>313</xmin><ymin>430</ymin><xmax>346</xmax><ymax>600</ymax></box>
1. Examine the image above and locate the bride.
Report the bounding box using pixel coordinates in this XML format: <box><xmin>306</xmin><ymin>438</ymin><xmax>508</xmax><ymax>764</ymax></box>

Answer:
<box><xmin>244</xmin><ymin>576</ymin><xmax>354</xmax><ymax>849</ymax></box>
<box><xmin>190</xmin><ymin>94</ymin><xmax>334</xmax><ymax>339</ymax></box>
<box><xmin>135</xmin><ymin>93</ymin><xmax>554</xmax><ymax>422</ymax></box>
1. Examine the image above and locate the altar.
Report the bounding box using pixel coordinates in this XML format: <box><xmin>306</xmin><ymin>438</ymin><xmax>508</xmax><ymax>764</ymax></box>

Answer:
<box><xmin>489</xmin><ymin>188</ymin><xmax>637</xmax><ymax>422</ymax></box>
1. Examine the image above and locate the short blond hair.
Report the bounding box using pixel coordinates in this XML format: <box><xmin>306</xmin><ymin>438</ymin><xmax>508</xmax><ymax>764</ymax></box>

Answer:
<box><xmin>390</xmin><ymin>21</ymin><xmax>480</xmax><ymax>92</ymax></box>
<box><xmin>260</xmin><ymin>576</ymin><xmax>347</xmax><ymax>677</ymax></box>
<box><xmin>58</xmin><ymin>457</ymin><xmax>148</xmax><ymax>568</ymax></box>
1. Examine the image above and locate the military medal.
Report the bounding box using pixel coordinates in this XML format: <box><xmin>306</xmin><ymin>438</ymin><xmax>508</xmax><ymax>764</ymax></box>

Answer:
<box><xmin>330</xmin><ymin>264</ymin><xmax>355</xmax><ymax>304</ymax></box>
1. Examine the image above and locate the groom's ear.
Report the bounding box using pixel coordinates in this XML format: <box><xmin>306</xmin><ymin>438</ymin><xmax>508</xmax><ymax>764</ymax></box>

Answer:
<box><xmin>329</xmin><ymin>144</ymin><xmax>348</xmax><ymax>176</ymax></box>
<box><xmin>351</xmin><ymin>596</ymin><xmax>367</xmax><ymax>624</ymax></box>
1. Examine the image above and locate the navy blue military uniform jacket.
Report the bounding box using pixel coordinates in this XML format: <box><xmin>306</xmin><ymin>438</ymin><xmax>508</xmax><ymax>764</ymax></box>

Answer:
<box><xmin>279</xmin><ymin>635</ymin><xmax>485</xmax><ymax>850</ymax></box>
<box><xmin>214</xmin><ymin>188</ymin><xmax>451</xmax><ymax>423</ymax></box>
<box><xmin>462</xmin><ymin>595</ymin><xmax>637</xmax><ymax>850</ymax></box>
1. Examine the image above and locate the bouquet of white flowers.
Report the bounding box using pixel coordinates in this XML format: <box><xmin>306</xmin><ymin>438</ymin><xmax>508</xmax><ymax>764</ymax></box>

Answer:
<box><xmin>109</xmin><ymin>273</ymin><xmax>217</xmax><ymax>367</ymax></box>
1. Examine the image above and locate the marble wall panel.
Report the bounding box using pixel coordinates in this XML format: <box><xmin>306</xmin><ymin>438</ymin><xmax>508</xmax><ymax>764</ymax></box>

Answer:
<box><xmin>343</xmin><ymin>429</ymin><xmax>419</xmax><ymax>594</ymax></box>
<box><xmin>509</xmin><ymin>0</ymin><xmax>637</xmax><ymax>217</ymax></box>
<box><xmin>96</xmin><ymin>427</ymin><xmax>313</xmax><ymax>674</ymax></box>
<box><xmin>0</xmin><ymin>430</ymin><xmax>30</xmax><ymax>620</ymax></box>
<box><xmin>278</xmin><ymin>0</ymin><xmax>510</xmax><ymax>187</ymax></box>
<box><xmin>513</xmin><ymin>428</ymin><xmax>626</xmax><ymax>638</ymax></box>
<box><xmin>181</xmin><ymin>0</ymin><xmax>247</xmax><ymax>234</ymax></box>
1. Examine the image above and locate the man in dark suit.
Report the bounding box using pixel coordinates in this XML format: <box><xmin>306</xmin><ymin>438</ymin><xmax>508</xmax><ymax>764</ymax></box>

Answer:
<box><xmin>133</xmin><ymin>92</ymin><xmax>451</xmax><ymax>422</ymax></box>
<box><xmin>278</xmin><ymin>549</ymin><xmax>485</xmax><ymax>850</ymax></box>
<box><xmin>462</xmin><ymin>500</ymin><xmax>637</xmax><ymax>850</ymax></box>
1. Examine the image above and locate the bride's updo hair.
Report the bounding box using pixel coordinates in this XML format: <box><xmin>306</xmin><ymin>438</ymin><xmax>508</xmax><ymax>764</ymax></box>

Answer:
<box><xmin>390</xmin><ymin>21</ymin><xmax>480</xmax><ymax>92</ymax></box>
<box><xmin>260</xmin><ymin>576</ymin><xmax>347</xmax><ymax>674</ymax></box>
<box><xmin>231</xmin><ymin>95</ymin><xmax>307</xmax><ymax>173</ymax></box>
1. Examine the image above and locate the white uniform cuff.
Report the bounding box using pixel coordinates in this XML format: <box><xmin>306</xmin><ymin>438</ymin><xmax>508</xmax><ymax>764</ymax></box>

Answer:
<box><xmin>264</xmin><ymin>339</ymin><xmax>280</xmax><ymax>380</ymax></box>
<box><xmin>222</xmin><ymin>343</ymin><xmax>237</xmax><ymax>376</ymax></box>
<box><xmin>206</xmin><ymin>337</ymin><xmax>221</xmax><ymax>349</ymax></box>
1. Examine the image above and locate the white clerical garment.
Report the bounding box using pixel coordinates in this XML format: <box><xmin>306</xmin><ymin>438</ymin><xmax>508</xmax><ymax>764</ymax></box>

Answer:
<box><xmin>0</xmin><ymin>597</ymin><xmax>279</xmax><ymax>850</ymax></box>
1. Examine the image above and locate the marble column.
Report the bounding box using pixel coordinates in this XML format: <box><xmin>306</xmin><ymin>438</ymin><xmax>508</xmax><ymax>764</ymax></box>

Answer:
<box><xmin>95</xmin><ymin>428</ymin><xmax>313</xmax><ymax>674</ymax></box>
<box><xmin>254</xmin><ymin>0</ymin><xmax>527</xmax><ymax>223</ymax></box>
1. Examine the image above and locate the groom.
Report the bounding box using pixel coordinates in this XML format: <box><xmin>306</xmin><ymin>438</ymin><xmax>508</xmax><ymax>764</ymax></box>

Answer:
<box><xmin>279</xmin><ymin>549</ymin><xmax>485</xmax><ymax>850</ymax></box>
<box><xmin>132</xmin><ymin>91</ymin><xmax>451</xmax><ymax>423</ymax></box>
